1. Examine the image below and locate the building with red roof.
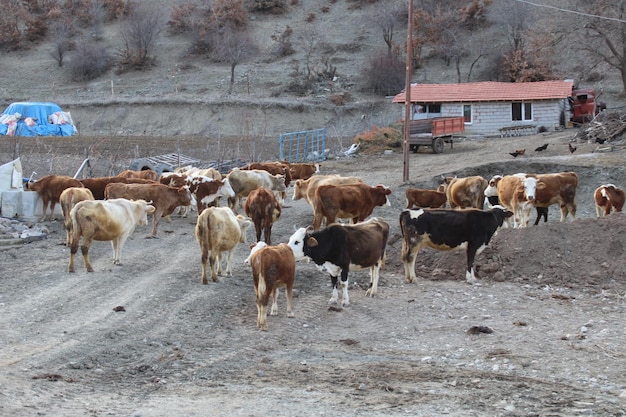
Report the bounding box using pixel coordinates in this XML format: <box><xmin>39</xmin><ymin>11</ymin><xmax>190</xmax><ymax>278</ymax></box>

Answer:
<box><xmin>392</xmin><ymin>80</ymin><xmax>575</xmax><ymax>136</ymax></box>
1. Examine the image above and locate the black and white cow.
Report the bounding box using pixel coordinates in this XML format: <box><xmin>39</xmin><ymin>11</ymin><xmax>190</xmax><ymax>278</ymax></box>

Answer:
<box><xmin>287</xmin><ymin>217</ymin><xmax>389</xmax><ymax>306</ymax></box>
<box><xmin>399</xmin><ymin>207</ymin><xmax>512</xmax><ymax>284</ymax></box>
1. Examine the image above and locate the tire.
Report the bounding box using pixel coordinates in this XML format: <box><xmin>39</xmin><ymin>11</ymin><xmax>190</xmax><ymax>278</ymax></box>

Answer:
<box><xmin>433</xmin><ymin>138</ymin><xmax>444</xmax><ymax>154</ymax></box>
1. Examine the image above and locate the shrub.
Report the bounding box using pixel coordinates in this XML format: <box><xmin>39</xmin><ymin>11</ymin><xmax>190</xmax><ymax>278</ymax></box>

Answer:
<box><xmin>352</xmin><ymin>125</ymin><xmax>402</xmax><ymax>154</ymax></box>
<box><xmin>362</xmin><ymin>50</ymin><xmax>405</xmax><ymax>96</ymax></box>
<box><xmin>213</xmin><ymin>0</ymin><xmax>248</xmax><ymax>29</ymax></box>
<box><xmin>248</xmin><ymin>0</ymin><xmax>288</xmax><ymax>14</ymax></box>
<box><xmin>271</xmin><ymin>25</ymin><xmax>294</xmax><ymax>57</ymax></box>
<box><xmin>69</xmin><ymin>40</ymin><xmax>112</xmax><ymax>81</ymax></box>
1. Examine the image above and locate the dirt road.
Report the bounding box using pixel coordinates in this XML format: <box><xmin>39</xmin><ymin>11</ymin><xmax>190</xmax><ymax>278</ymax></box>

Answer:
<box><xmin>1</xmin><ymin>131</ymin><xmax>625</xmax><ymax>416</ymax></box>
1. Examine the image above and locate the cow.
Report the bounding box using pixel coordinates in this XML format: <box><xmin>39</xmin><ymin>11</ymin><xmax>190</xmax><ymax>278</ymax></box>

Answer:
<box><xmin>159</xmin><ymin>172</ymin><xmax>194</xmax><ymax>218</ymax></box>
<box><xmin>492</xmin><ymin>173</ymin><xmax>538</xmax><ymax>228</ymax></box>
<box><xmin>288</xmin><ymin>217</ymin><xmax>389</xmax><ymax>306</ymax></box>
<box><xmin>104</xmin><ymin>182</ymin><xmax>192</xmax><ymax>237</ymax></box>
<box><xmin>68</xmin><ymin>198</ymin><xmax>155</xmax><ymax>272</ymax></box>
<box><xmin>195</xmin><ymin>206</ymin><xmax>252</xmax><ymax>284</ymax></box>
<box><xmin>80</xmin><ymin>176</ymin><xmax>157</xmax><ymax>200</ymax></box>
<box><xmin>117</xmin><ymin>169</ymin><xmax>158</xmax><ymax>181</ymax></box>
<box><xmin>226</xmin><ymin>168</ymin><xmax>287</xmax><ymax>213</ymax></box>
<box><xmin>245</xmin><ymin>241</ymin><xmax>296</xmax><ymax>331</ymax></box>
<box><xmin>485</xmin><ymin>174</ymin><xmax>549</xmax><ymax>227</ymax></box>
<box><xmin>594</xmin><ymin>184</ymin><xmax>625</xmax><ymax>217</ymax></box>
<box><xmin>59</xmin><ymin>186</ymin><xmax>95</xmax><ymax>246</ymax></box>
<box><xmin>441</xmin><ymin>176</ymin><xmax>488</xmax><ymax>209</ymax></box>
<box><xmin>175</xmin><ymin>166</ymin><xmax>222</xmax><ymax>180</ymax></box>
<box><xmin>244</xmin><ymin>187</ymin><xmax>281</xmax><ymax>244</ymax></box>
<box><xmin>288</xmin><ymin>162</ymin><xmax>321</xmax><ymax>180</ymax></box>
<box><xmin>405</xmin><ymin>188</ymin><xmax>447</xmax><ymax>209</ymax></box>
<box><xmin>292</xmin><ymin>174</ymin><xmax>364</xmax><ymax>207</ymax></box>
<box><xmin>26</xmin><ymin>175</ymin><xmax>85</xmax><ymax>221</ymax></box>
<box><xmin>399</xmin><ymin>207</ymin><xmax>513</xmax><ymax>284</ymax></box>
<box><xmin>312</xmin><ymin>183</ymin><xmax>391</xmax><ymax>230</ymax></box>
<box><xmin>244</xmin><ymin>161</ymin><xmax>292</xmax><ymax>187</ymax></box>
<box><xmin>186</xmin><ymin>175</ymin><xmax>235</xmax><ymax>214</ymax></box>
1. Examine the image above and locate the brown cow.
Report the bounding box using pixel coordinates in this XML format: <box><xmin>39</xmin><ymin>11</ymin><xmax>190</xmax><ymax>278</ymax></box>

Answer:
<box><xmin>244</xmin><ymin>161</ymin><xmax>292</xmax><ymax>187</ymax></box>
<box><xmin>288</xmin><ymin>162</ymin><xmax>321</xmax><ymax>180</ymax></box>
<box><xmin>60</xmin><ymin>186</ymin><xmax>95</xmax><ymax>245</ymax></box>
<box><xmin>80</xmin><ymin>176</ymin><xmax>157</xmax><ymax>200</ymax></box>
<box><xmin>405</xmin><ymin>188</ymin><xmax>447</xmax><ymax>209</ymax></box>
<box><xmin>117</xmin><ymin>169</ymin><xmax>158</xmax><ymax>181</ymax></box>
<box><xmin>292</xmin><ymin>174</ymin><xmax>364</xmax><ymax>207</ymax></box>
<box><xmin>533</xmin><ymin>172</ymin><xmax>578</xmax><ymax>222</ymax></box>
<box><xmin>26</xmin><ymin>175</ymin><xmax>85</xmax><ymax>221</ymax></box>
<box><xmin>441</xmin><ymin>176</ymin><xmax>488</xmax><ymax>209</ymax></box>
<box><xmin>245</xmin><ymin>241</ymin><xmax>296</xmax><ymax>331</ymax></box>
<box><xmin>313</xmin><ymin>183</ymin><xmax>391</xmax><ymax>231</ymax></box>
<box><xmin>104</xmin><ymin>182</ymin><xmax>192</xmax><ymax>236</ymax></box>
<box><xmin>244</xmin><ymin>187</ymin><xmax>282</xmax><ymax>245</ymax></box>
<box><xmin>594</xmin><ymin>184</ymin><xmax>625</xmax><ymax>217</ymax></box>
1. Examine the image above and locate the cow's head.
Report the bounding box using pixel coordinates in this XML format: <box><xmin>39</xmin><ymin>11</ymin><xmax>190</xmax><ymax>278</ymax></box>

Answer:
<box><xmin>292</xmin><ymin>180</ymin><xmax>304</xmax><ymax>201</ymax></box>
<box><xmin>287</xmin><ymin>227</ymin><xmax>314</xmax><ymax>260</ymax></box>
<box><xmin>491</xmin><ymin>206</ymin><xmax>514</xmax><ymax>226</ymax></box>
<box><xmin>244</xmin><ymin>241</ymin><xmax>268</xmax><ymax>265</ymax></box>
<box><xmin>236</xmin><ymin>215</ymin><xmax>252</xmax><ymax>243</ymax></box>
<box><xmin>219</xmin><ymin>178</ymin><xmax>236</xmax><ymax>198</ymax></box>
<box><xmin>484</xmin><ymin>175</ymin><xmax>503</xmax><ymax>198</ymax></box>
<box><xmin>521</xmin><ymin>176</ymin><xmax>538</xmax><ymax>201</ymax></box>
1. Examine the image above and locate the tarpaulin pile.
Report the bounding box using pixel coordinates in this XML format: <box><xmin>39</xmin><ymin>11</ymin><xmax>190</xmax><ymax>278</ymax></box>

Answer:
<box><xmin>0</xmin><ymin>102</ymin><xmax>77</xmax><ymax>136</ymax></box>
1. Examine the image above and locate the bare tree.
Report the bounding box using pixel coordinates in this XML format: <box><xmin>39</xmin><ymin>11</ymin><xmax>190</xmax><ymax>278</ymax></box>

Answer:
<box><xmin>50</xmin><ymin>20</ymin><xmax>72</xmax><ymax>67</ymax></box>
<box><xmin>118</xmin><ymin>5</ymin><xmax>163</xmax><ymax>71</ymax></box>
<box><xmin>88</xmin><ymin>0</ymin><xmax>106</xmax><ymax>40</ymax></box>
<box><xmin>369</xmin><ymin>1</ymin><xmax>404</xmax><ymax>56</ymax></box>
<box><xmin>213</xmin><ymin>26</ymin><xmax>259</xmax><ymax>94</ymax></box>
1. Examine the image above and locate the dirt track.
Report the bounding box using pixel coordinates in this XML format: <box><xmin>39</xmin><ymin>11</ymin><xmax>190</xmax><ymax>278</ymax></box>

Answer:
<box><xmin>1</xmin><ymin>131</ymin><xmax>626</xmax><ymax>416</ymax></box>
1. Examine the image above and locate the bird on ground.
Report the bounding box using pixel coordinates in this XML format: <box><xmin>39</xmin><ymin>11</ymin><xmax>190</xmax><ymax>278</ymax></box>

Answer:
<box><xmin>509</xmin><ymin>149</ymin><xmax>526</xmax><ymax>158</ymax></box>
<box><xmin>535</xmin><ymin>143</ymin><xmax>549</xmax><ymax>152</ymax></box>
<box><xmin>568</xmin><ymin>143</ymin><xmax>577</xmax><ymax>153</ymax></box>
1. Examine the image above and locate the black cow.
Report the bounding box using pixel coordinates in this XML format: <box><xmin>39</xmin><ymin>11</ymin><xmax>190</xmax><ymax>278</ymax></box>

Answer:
<box><xmin>287</xmin><ymin>218</ymin><xmax>389</xmax><ymax>306</ymax></box>
<box><xmin>399</xmin><ymin>207</ymin><xmax>512</xmax><ymax>284</ymax></box>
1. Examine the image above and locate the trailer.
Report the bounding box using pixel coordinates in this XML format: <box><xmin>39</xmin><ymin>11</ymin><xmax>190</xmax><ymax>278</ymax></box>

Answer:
<box><xmin>404</xmin><ymin>116</ymin><xmax>465</xmax><ymax>154</ymax></box>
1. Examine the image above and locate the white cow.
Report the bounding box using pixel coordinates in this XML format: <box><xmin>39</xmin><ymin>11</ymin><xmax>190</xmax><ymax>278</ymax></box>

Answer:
<box><xmin>68</xmin><ymin>198</ymin><xmax>155</xmax><ymax>272</ymax></box>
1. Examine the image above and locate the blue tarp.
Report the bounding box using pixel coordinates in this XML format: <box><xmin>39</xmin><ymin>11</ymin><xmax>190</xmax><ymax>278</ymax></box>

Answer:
<box><xmin>0</xmin><ymin>102</ymin><xmax>77</xmax><ymax>136</ymax></box>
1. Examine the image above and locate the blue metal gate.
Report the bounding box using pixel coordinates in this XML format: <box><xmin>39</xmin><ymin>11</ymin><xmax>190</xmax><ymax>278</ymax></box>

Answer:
<box><xmin>279</xmin><ymin>128</ymin><xmax>326</xmax><ymax>163</ymax></box>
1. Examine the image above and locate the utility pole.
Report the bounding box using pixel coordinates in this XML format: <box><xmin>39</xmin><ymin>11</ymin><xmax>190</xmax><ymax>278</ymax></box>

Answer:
<box><xmin>403</xmin><ymin>0</ymin><xmax>413</xmax><ymax>183</ymax></box>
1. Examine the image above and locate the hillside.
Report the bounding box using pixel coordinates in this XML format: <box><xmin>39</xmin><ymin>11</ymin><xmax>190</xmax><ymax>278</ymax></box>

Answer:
<box><xmin>0</xmin><ymin>0</ymin><xmax>623</xmax><ymax>139</ymax></box>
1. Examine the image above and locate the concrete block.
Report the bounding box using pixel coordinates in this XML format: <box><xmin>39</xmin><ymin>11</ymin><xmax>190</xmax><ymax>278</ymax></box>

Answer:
<box><xmin>0</xmin><ymin>190</ymin><xmax>21</xmax><ymax>218</ymax></box>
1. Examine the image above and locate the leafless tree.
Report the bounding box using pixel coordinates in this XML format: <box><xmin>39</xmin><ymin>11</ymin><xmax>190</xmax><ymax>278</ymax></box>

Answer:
<box><xmin>88</xmin><ymin>0</ymin><xmax>106</xmax><ymax>40</ymax></box>
<box><xmin>118</xmin><ymin>5</ymin><xmax>163</xmax><ymax>71</ymax></box>
<box><xmin>49</xmin><ymin>20</ymin><xmax>72</xmax><ymax>67</ymax></box>
<box><xmin>213</xmin><ymin>25</ymin><xmax>259</xmax><ymax>94</ymax></box>
<box><xmin>369</xmin><ymin>1</ymin><xmax>404</xmax><ymax>56</ymax></box>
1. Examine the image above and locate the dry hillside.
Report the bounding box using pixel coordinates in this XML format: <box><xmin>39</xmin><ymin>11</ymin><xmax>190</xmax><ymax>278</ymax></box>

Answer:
<box><xmin>0</xmin><ymin>0</ymin><xmax>623</xmax><ymax>140</ymax></box>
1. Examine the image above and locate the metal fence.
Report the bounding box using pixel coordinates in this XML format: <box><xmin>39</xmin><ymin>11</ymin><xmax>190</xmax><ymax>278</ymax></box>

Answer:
<box><xmin>279</xmin><ymin>128</ymin><xmax>326</xmax><ymax>163</ymax></box>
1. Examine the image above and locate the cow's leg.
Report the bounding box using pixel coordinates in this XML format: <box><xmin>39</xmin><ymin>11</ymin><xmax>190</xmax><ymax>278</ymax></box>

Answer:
<box><xmin>339</xmin><ymin>268</ymin><xmax>350</xmax><ymax>307</ymax></box>
<box><xmin>465</xmin><ymin>244</ymin><xmax>483</xmax><ymax>284</ymax></box>
<box><xmin>312</xmin><ymin>211</ymin><xmax>324</xmax><ymax>231</ymax></box>
<box><xmin>200</xmin><ymin>247</ymin><xmax>209</xmax><ymax>284</ymax></box>
<box><xmin>401</xmin><ymin>239</ymin><xmax>419</xmax><ymax>283</ymax></box>
<box><xmin>264</xmin><ymin>224</ymin><xmax>272</xmax><ymax>245</ymax></box>
<box><xmin>365</xmin><ymin>262</ymin><xmax>381</xmax><ymax>297</ymax></box>
<box><xmin>224</xmin><ymin>250</ymin><xmax>235</xmax><ymax>276</ymax></box>
<box><xmin>285</xmin><ymin>284</ymin><xmax>295</xmax><ymax>318</ymax></box>
<box><xmin>68</xmin><ymin>235</ymin><xmax>80</xmax><ymax>273</ymax></box>
<box><xmin>325</xmin><ymin>264</ymin><xmax>342</xmax><ymax>305</ymax></box>
<box><xmin>254</xmin><ymin>219</ymin><xmax>263</xmax><ymax>242</ymax></box>
<box><xmin>256</xmin><ymin>300</ymin><xmax>268</xmax><ymax>331</ymax></box>
<box><xmin>151</xmin><ymin>212</ymin><xmax>160</xmax><ymax>237</ymax></box>
<box><xmin>40</xmin><ymin>199</ymin><xmax>49</xmax><ymax>221</ymax></box>
<box><xmin>49</xmin><ymin>201</ymin><xmax>57</xmax><ymax>221</ymax></box>
<box><xmin>269</xmin><ymin>288</ymin><xmax>279</xmax><ymax>316</ymax></box>
<box><xmin>81</xmin><ymin>237</ymin><xmax>94</xmax><ymax>272</ymax></box>
<box><xmin>209</xmin><ymin>251</ymin><xmax>219</xmax><ymax>282</ymax></box>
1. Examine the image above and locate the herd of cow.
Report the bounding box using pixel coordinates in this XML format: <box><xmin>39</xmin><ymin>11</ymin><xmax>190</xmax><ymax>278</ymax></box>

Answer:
<box><xmin>24</xmin><ymin>160</ymin><xmax>625</xmax><ymax>330</ymax></box>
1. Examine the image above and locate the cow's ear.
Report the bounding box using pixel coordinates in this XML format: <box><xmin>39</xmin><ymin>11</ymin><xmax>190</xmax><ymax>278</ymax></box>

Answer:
<box><xmin>307</xmin><ymin>237</ymin><xmax>319</xmax><ymax>247</ymax></box>
<box><xmin>536</xmin><ymin>182</ymin><xmax>547</xmax><ymax>190</ymax></box>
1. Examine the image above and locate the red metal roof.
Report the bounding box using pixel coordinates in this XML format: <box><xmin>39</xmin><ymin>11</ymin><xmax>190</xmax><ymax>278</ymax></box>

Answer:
<box><xmin>392</xmin><ymin>80</ymin><xmax>575</xmax><ymax>103</ymax></box>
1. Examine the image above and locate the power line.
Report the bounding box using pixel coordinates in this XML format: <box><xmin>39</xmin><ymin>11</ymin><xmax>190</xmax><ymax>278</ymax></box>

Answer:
<box><xmin>513</xmin><ymin>0</ymin><xmax>626</xmax><ymax>23</ymax></box>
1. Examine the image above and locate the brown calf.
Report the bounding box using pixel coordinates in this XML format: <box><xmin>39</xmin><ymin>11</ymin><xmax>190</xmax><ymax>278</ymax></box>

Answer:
<box><xmin>244</xmin><ymin>187</ymin><xmax>282</xmax><ymax>245</ymax></box>
<box><xmin>26</xmin><ymin>175</ymin><xmax>85</xmax><ymax>221</ymax></box>
<box><xmin>405</xmin><ymin>188</ymin><xmax>447</xmax><ymax>209</ymax></box>
<box><xmin>594</xmin><ymin>184</ymin><xmax>625</xmax><ymax>217</ymax></box>
<box><xmin>246</xmin><ymin>242</ymin><xmax>296</xmax><ymax>331</ymax></box>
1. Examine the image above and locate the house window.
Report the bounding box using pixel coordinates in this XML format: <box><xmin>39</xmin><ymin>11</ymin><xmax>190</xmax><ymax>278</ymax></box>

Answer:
<box><xmin>512</xmin><ymin>102</ymin><xmax>533</xmax><ymax>121</ymax></box>
<box><xmin>463</xmin><ymin>104</ymin><xmax>472</xmax><ymax>123</ymax></box>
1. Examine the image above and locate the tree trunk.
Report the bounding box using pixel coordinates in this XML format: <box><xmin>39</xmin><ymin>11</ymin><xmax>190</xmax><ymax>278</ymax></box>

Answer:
<box><xmin>229</xmin><ymin>63</ymin><xmax>236</xmax><ymax>94</ymax></box>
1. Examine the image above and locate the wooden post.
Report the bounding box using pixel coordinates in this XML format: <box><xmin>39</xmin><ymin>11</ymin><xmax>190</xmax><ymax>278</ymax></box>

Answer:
<box><xmin>403</xmin><ymin>0</ymin><xmax>414</xmax><ymax>183</ymax></box>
